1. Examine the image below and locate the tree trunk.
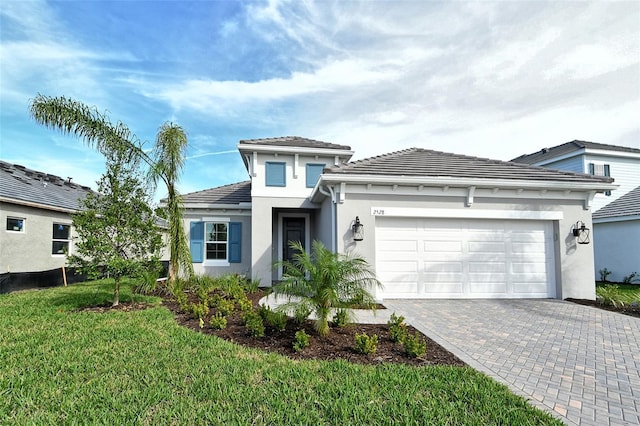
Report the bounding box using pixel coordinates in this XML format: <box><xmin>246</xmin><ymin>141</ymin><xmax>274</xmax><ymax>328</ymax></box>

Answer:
<box><xmin>113</xmin><ymin>277</ymin><xmax>120</xmax><ymax>307</ymax></box>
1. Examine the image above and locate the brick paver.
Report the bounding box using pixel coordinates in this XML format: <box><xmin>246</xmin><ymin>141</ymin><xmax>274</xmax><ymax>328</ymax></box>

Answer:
<box><xmin>383</xmin><ymin>299</ymin><xmax>640</xmax><ymax>426</ymax></box>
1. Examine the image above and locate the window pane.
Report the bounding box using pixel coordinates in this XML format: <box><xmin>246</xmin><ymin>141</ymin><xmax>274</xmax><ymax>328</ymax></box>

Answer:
<box><xmin>53</xmin><ymin>224</ymin><xmax>70</xmax><ymax>239</ymax></box>
<box><xmin>52</xmin><ymin>241</ymin><xmax>69</xmax><ymax>255</ymax></box>
<box><xmin>7</xmin><ymin>217</ymin><xmax>24</xmax><ymax>231</ymax></box>
<box><xmin>266</xmin><ymin>162</ymin><xmax>286</xmax><ymax>187</ymax></box>
<box><xmin>306</xmin><ymin>164</ymin><xmax>325</xmax><ymax>188</ymax></box>
<box><xmin>206</xmin><ymin>242</ymin><xmax>227</xmax><ymax>260</ymax></box>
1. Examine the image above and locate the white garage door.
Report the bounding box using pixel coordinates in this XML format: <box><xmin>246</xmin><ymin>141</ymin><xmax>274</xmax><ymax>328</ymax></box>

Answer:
<box><xmin>375</xmin><ymin>217</ymin><xmax>556</xmax><ymax>299</ymax></box>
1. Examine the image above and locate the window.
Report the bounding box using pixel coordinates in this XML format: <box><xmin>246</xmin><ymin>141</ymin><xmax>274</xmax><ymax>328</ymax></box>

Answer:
<box><xmin>266</xmin><ymin>162</ymin><xmax>286</xmax><ymax>187</ymax></box>
<box><xmin>6</xmin><ymin>217</ymin><xmax>25</xmax><ymax>232</ymax></box>
<box><xmin>588</xmin><ymin>163</ymin><xmax>611</xmax><ymax>196</ymax></box>
<box><xmin>306</xmin><ymin>163</ymin><xmax>326</xmax><ymax>188</ymax></box>
<box><xmin>52</xmin><ymin>223</ymin><xmax>71</xmax><ymax>255</ymax></box>
<box><xmin>205</xmin><ymin>222</ymin><xmax>228</xmax><ymax>260</ymax></box>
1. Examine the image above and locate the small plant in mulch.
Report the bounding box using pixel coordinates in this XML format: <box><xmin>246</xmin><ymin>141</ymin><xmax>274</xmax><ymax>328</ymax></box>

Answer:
<box><xmin>388</xmin><ymin>312</ymin><xmax>408</xmax><ymax>343</ymax></box>
<box><xmin>402</xmin><ymin>332</ymin><xmax>427</xmax><ymax>358</ymax></box>
<box><xmin>354</xmin><ymin>333</ymin><xmax>378</xmax><ymax>355</ymax></box>
<box><xmin>209</xmin><ymin>313</ymin><xmax>227</xmax><ymax>330</ymax></box>
<box><xmin>242</xmin><ymin>310</ymin><xmax>265</xmax><ymax>337</ymax></box>
<box><xmin>293</xmin><ymin>330</ymin><xmax>310</xmax><ymax>352</ymax></box>
<box><xmin>332</xmin><ymin>309</ymin><xmax>349</xmax><ymax>328</ymax></box>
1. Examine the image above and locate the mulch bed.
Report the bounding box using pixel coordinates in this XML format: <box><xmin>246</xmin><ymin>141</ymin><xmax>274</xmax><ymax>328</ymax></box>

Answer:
<box><xmin>565</xmin><ymin>298</ymin><xmax>640</xmax><ymax>318</ymax></box>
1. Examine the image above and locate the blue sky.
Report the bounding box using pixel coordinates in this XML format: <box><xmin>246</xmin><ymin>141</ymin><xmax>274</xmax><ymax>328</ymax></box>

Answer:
<box><xmin>1</xmin><ymin>0</ymin><xmax>639</xmax><ymax>200</ymax></box>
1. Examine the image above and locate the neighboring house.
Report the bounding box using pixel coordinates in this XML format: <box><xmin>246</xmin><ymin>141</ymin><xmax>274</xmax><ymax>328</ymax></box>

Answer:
<box><xmin>512</xmin><ymin>140</ymin><xmax>640</xmax><ymax>282</ymax></box>
<box><xmin>0</xmin><ymin>160</ymin><xmax>93</xmax><ymax>274</ymax></box>
<box><xmin>592</xmin><ymin>186</ymin><xmax>640</xmax><ymax>282</ymax></box>
<box><xmin>175</xmin><ymin>136</ymin><xmax>615</xmax><ymax>301</ymax></box>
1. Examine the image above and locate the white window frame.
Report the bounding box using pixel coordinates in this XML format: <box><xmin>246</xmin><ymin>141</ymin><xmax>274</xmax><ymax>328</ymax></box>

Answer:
<box><xmin>52</xmin><ymin>223</ymin><xmax>71</xmax><ymax>256</ymax></box>
<box><xmin>203</xmin><ymin>218</ymin><xmax>230</xmax><ymax>266</ymax></box>
<box><xmin>6</xmin><ymin>216</ymin><xmax>25</xmax><ymax>233</ymax></box>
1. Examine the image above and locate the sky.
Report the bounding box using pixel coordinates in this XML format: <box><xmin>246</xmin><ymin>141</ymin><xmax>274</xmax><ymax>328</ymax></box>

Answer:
<box><xmin>1</xmin><ymin>0</ymin><xmax>639</xmax><ymax>200</ymax></box>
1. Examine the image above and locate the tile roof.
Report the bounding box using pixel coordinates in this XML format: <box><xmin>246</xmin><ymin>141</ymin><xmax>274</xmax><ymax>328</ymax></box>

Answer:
<box><xmin>593</xmin><ymin>186</ymin><xmax>640</xmax><ymax>219</ymax></box>
<box><xmin>324</xmin><ymin>147</ymin><xmax>614</xmax><ymax>183</ymax></box>
<box><xmin>511</xmin><ymin>140</ymin><xmax>640</xmax><ymax>164</ymax></box>
<box><xmin>238</xmin><ymin>136</ymin><xmax>351</xmax><ymax>151</ymax></box>
<box><xmin>179</xmin><ymin>181</ymin><xmax>251</xmax><ymax>205</ymax></box>
<box><xmin>0</xmin><ymin>160</ymin><xmax>93</xmax><ymax>211</ymax></box>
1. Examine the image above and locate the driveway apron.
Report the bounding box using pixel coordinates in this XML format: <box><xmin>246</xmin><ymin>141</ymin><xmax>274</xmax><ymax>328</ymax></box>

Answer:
<box><xmin>383</xmin><ymin>299</ymin><xmax>640</xmax><ymax>426</ymax></box>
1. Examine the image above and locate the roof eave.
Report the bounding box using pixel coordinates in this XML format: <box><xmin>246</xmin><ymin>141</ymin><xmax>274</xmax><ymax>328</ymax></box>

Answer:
<box><xmin>237</xmin><ymin>143</ymin><xmax>354</xmax><ymax>159</ymax></box>
<box><xmin>0</xmin><ymin>196</ymin><xmax>79</xmax><ymax>214</ymax></box>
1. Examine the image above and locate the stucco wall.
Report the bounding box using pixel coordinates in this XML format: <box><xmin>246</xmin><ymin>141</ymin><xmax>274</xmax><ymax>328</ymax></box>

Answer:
<box><xmin>0</xmin><ymin>202</ymin><xmax>75</xmax><ymax>273</ymax></box>
<box><xmin>332</xmin><ymin>190</ymin><xmax>597</xmax><ymax>301</ymax></box>
<box><xmin>593</xmin><ymin>219</ymin><xmax>640</xmax><ymax>282</ymax></box>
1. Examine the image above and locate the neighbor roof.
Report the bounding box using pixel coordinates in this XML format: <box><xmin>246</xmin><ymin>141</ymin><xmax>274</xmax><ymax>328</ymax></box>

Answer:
<box><xmin>0</xmin><ymin>160</ymin><xmax>93</xmax><ymax>211</ymax></box>
<box><xmin>238</xmin><ymin>136</ymin><xmax>351</xmax><ymax>151</ymax></box>
<box><xmin>178</xmin><ymin>181</ymin><xmax>251</xmax><ymax>205</ymax></box>
<box><xmin>324</xmin><ymin>148</ymin><xmax>614</xmax><ymax>183</ymax></box>
<box><xmin>511</xmin><ymin>140</ymin><xmax>640</xmax><ymax>165</ymax></box>
<box><xmin>593</xmin><ymin>186</ymin><xmax>640</xmax><ymax>219</ymax></box>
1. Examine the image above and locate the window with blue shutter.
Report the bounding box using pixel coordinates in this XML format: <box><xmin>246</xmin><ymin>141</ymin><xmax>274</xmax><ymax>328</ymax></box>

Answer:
<box><xmin>190</xmin><ymin>221</ymin><xmax>204</xmax><ymax>263</ymax></box>
<box><xmin>306</xmin><ymin>163</ymin><xmax>325</xmax><ymax>188</ymax></box>
<box><xmin>266</xmin><ymin>162</ymin><xmax>286</xmax><ymax>187</ymax></box>
<box><xmin>228</xmin><ymin>222</ymin><xmax>242</xmax><ymax>263</ymax></box>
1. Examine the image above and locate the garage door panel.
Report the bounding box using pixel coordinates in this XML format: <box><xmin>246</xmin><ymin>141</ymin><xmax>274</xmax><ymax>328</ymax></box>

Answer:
<box><xmin>376</xmin><ymin>217</ymin><xmax>556</xmax><ymax>299</ymax></box>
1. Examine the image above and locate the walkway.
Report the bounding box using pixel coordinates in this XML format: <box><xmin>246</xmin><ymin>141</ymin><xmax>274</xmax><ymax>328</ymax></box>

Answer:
<box><xmin>383</xmin><ymin>299</ymin><xmax>640</xmax><ymax>426</ymax></box>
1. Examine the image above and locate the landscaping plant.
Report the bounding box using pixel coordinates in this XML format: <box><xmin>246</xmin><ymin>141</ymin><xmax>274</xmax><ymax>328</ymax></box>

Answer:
<box><xmin>403</xmin><ymin>332</ymin><xmax>427</xmax><ymax>358</ymax></box>
<box><xmin>388</xmin><ymin>312</ymin><xmax>408</xmax><ymax>343</ymax></box>
<box><xmin>293</xmin><ymin>330</ymin><xmax>310</xmax><ymax>352</ymax></box>
<box><xmin>273</xmin><ymin>240</ymin><xmax>381</xmax><ymax>337</ymax></box>
<box><xmin>332</xmin><ymin>309</ymin><xmax>349</xmax><ymax>328</ymax></box>
<box><xmin>354</xmin><ymin>333</ymin><xmax>378</xmax><ymax>355</ymax></box>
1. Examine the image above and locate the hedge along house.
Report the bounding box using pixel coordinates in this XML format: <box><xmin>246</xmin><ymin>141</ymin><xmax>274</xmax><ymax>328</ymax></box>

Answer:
<box><xmin>0</xmin><ymin>160</ymin><xmax>93</xmax><ymax>290</ymax></box>
<box><xmin>179</xmin><ymin>137</ymin><xmax>616</xmax><ymax>301</ymax></box>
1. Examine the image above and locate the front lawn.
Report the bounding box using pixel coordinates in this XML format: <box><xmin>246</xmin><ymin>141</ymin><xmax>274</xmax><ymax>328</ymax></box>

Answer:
<box><xmin>0</xmin><ymin>280</ymin><xmax>561</xmax><ymax>425</ymax></box>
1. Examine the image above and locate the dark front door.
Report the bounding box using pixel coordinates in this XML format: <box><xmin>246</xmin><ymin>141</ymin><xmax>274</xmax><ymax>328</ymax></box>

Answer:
<box><xmin>283</xmin><ymin>217</ymin><xmax>306</xmax><ymax>263</ymax></box>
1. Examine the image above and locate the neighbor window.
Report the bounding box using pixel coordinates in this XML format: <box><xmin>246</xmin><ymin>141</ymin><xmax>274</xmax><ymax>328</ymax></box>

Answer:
<box><xmin>306</xmin><ymin>163</ymin><xmax>326</xmax><ymax>188</ymax></box>
<box><xmin>205</xmin><ymin>222</ymin><xmax>228</xmax><ymax>260</ymax></box>
<box><xmin>6</xmin><ymin>217</ymin><xmax>25</xmax><ymax>232</ymax></box>
<box><xmin>265</xmin><ymin>162</ymin><xmax>286</xmax><ymax>187</ymax></box>
<box><xmin>52</xmin><ymin>223</ymin><xmax>71</xmax><ymax>255</ymax></box>
<box><xmin>588</xmin><ymin>163</ymin><xmax>611</xmax><ymax>196</ymax></box>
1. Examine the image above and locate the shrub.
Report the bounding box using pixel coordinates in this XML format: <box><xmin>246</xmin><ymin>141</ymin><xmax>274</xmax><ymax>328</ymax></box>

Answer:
<box><xmin>293</xmin><ymin>305</ymin><xmax>311</xmax><ymax>324</ymax></box>
<box><xmin>332</xmin><ymin>309</ymin><xmax>349</xmax><ymax>328</ymax></box>
<box><xmin>190</xmin><ymin>302</ymin><xmax>209</xmax><ymax>320</ymax></box>
<box><xmin>354</xmin><ymin>333</ymin><xmax>378</xmax><ymax>355</ymax></box>
<box><xmin>216</xmin><ymin>299</ymin><xmax>235</xmax><ymax>317</ymax></box>
<box><xmin>236</xmin><ymin>296</ymin><xmax>253</xmax><ymax>313</ymax></box>
<box><xmin>596</xmin><ymin>285</ymin><xmax>626</xmax><ymax>307</ymax></box>
<box><xmin>599</xmin><ymin>268</ymin><xmax>612</xmax><ymax>282</ymax></box>
<box><xmin>293</xmin><ymin>330</ymin><xmax>310</xmax><ymax>352</ymax></box>
<box><xmin>209</xmin><ymin>313</ymin><xmax>227</xmax><ymax>330</ymax></box>
<box><xmin>241</xmin><ymin>278</ymin><xmax>261</xmax><ymax>293</ymax></box>
<box><xmin>403</xmin><ymin>332</ymin><xmax>427</xmax><ymax>358</ymax></box>
<box><xmin>258</xmin><ymin>305</ymin><xmax>287</xmax><ymax>331</ymax></box>
<box><xmin>242</xmin><ymin>311</ymin><xmax>265</xmax><ymax>337</ymax></box>
<box><xmin>388</xmin><ymin>313</ymin><xmax>408</xmax><ymax>343</ymax></box>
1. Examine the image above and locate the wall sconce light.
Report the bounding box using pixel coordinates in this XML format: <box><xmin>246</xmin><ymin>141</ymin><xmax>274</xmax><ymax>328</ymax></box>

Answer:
<box><xmin>572</xmin><ymin>220</ymin><xmax>590</xmax><ymax>245</ymax></box>
<box><xmin>352</xmin><ymin>216</ymin><xmax>364</xmax><ymax>241</ymax></box>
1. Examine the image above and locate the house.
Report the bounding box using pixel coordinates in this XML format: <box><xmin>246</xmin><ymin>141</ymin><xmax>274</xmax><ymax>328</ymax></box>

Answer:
<box><xmin>0</xmin><ymin>160</ymin><xmax>94</xmax><ymax>292</ymax></box>
<box><xmin>512</xmin><ymin>140</ymin><xmax>640</xmax><ymax>282</ymax></box>
<box><xmin>177</xmin><ymin>136</ymin><xmax>615</xmax><ymax>301</ymax></box>
<box><xmin>591</xmin><ymin>186</ymin><xmax>640</xmax><ymax>282</ymax></box>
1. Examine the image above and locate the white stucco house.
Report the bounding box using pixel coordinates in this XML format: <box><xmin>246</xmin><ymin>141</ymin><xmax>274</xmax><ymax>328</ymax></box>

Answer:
<box><xmin>512</xmin><ymin>140</ymin><xmax>640</xmax><ymax>282</ymax></box>
<box><xmin>178</xmin><ymin>137</ymin><xmax>615</xmax><ymax>301</ymax></box>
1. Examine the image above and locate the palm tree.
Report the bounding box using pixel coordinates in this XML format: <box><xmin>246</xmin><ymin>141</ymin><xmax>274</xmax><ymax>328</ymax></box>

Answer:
<box><xmin>30</xmin><ymin>94</ymin><xmax>193</xmax><ymax>282</ymax></box>
<box><xmin>273</xmin><ymin>240</ymin><xmax>381</xmax><ymax>337</ymax></box>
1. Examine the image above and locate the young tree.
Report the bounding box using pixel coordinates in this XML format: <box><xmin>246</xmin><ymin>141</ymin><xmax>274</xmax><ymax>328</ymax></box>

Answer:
<box><xmin>69</xmin><ymin>151</ymin><xmax>163</xmax><ymax>306</ymax></box>
<box><xmin>30</xmin><ymin>94</ymin><xmax>193</xmax><ymax>282</ymax></box>
<box><xmin>273</xmin><ymin>241</ymin><xmax>381</xmax><ymax>337</ymax></box>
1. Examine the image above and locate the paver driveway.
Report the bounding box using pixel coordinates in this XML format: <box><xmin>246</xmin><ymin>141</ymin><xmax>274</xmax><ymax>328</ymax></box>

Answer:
<box><xmin>383</xmin><ymin>299</ymin><xmax>640</xmax><ymax>426</ymax></box>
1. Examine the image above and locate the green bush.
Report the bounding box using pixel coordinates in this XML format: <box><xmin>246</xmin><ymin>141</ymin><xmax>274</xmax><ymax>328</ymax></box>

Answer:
<box><xmin>388</xmin><ymin>312</ymin><xmax>407</xmax><ymax>343</ymax></box>
<box><xmin>403</xmin><ymin>332</ymin><xmax>427</xmax><ymax>358</ymax></box>
<box><xmin>190</xmin><ymin>302</ymin><xmax>209</xmax><ymax>320</ymax></box>
<box><xmin>242</xmin><ymin>311</ymin><xmax>265</xmax><ymax>337</ymax></box>
<box><xmin>354</xmin><ymin>333</ymin><xmax>378</xmax><ymax>355</ymax></box>
<box><xmin>258</xmin><ymin>305</ymin><xmax>288</xmax><ymax>331</ymax></box>
<box><xmin>332</xmin><ymin>309</ymin><xmax>349</xmax><ymax>328</ymax></box>
<box><xmin>236</xmin><ymin>296</ymin><xmax>253</xmax><ymax>313</ymax></box>
<box><xmin>217</xmin><ymin>299</ymin><xmax>235</xmax><ymax>317</ymax></box>
<box><xmin>209</xmin><ymin>313</ymin><xmax>227</xmax><ymax>330</ymax></box>
<box><xmin>293</xmin><ymin>305</ymin><xmax>311</xmax><ymax>324</ymax></box>
<box><xmin>293</xmin><ymin>330</ymin><xmax>310</xmax><ymax>352</ymax></box>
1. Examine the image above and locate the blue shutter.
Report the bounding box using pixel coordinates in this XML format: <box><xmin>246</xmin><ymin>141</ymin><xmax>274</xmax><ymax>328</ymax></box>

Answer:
<box><xmin>588</xmin><ymin>163</ymin><xmax>595</xmax><ymax>175</ymax></box>
<box><xmin>604</xmin><ymin>164</ymin><xmax>611</xmax><ymax>195</ymax></box>
<box><xmin>190</xmin><ymin>221</ymin><xmax>204</xmax><ymax>263</ymax></box>
<box><xmin>228</xmin><ymin>222</ymin><xmax>242</xmax><ymax>263</ymax></box>
<box><xmin>266</xmin><ymin>162</ymin><xmax>286</xmax><ymax>187</ymax></box>
<box><xmin>306</xmin><ymin>163</ymin><xmax>326</xmax><ymax>188</ymax></box>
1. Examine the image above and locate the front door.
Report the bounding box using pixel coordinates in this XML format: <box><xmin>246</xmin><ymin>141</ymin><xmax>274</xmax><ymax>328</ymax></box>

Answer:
<box><xmin>282</xmin><ymin>217</ymin><xmax>306</xmax><ymax>263</ymax></box>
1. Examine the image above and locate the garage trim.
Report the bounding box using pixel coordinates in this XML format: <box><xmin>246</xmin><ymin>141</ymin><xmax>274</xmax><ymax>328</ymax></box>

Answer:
<box><xmin>371</xmin><ymin>207</ymin><xmax>563</xmax><ymax>220</ymax></box>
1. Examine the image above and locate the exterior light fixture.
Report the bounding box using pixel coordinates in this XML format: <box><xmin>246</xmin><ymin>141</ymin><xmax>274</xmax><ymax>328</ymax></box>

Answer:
<box><xmin>352</xmin><ymin>216</ymin><xmax>364</xmax><ymax>241</ymax></box>
<box><xmin>572</xmin><ymin>221</ymin><xmax>590</xmax><ymax>245</ymax></box>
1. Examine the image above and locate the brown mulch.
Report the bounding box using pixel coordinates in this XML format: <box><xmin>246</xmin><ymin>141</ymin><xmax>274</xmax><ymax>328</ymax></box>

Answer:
<box><xmin>565</xmin><ymin>298</ymin><xmax>640</xmax><ymax>318</ymax></box>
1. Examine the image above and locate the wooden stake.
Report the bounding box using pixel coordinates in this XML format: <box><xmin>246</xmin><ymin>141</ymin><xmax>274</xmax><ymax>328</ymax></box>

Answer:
<box><xmin>62</xmin><ymin>265</ymin><xmax>68</xmax><ymax>287</ymax></box>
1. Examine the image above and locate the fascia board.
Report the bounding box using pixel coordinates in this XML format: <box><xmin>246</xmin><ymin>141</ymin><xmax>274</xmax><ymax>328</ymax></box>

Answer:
<box><xmin>593</xmin><ymin>214</ymin><xmax>640</xmax><ymax>224</ymax></box>
<box><xmin>181</xmin><ymin>203</ymin><xmax>252</xmax><ymax>210</ymax></box>
<box><xmin>237</xmin><ymin>143</ymin><xmax>354</xmax><ymax>159</ymax></box>
<box><xmin>583</xmin><ymin>149</ymin><xmax>640</xmax><ymax>160</ymax></box>
<box><xmin>317</xmin><ymin>174</ymin><xmax>618</xmax><ymax>192</ymax></box>
<box><xmin>0</xmin><ymin>196</ymin><xmax>77</xmax><ymax>214</ymax></box>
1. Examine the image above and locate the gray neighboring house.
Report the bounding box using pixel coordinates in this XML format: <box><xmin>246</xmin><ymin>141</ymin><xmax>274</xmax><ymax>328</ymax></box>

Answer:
<box><xmin>512</xmin><ymin>140</ymin><xmax>640</xmax><ymax>282</ymax></box>
<box><xmin>0</xmin><ymin>160</ymin><xmax>93</xmax><ymax>274</ymax></box>
<box><xmin>175</xmin><ymin>137</ymin><xmax>615</xmax><ymax>301</ymax></box>
<box><xmin>592</xmin><ymin>186</ymin><xmax>640</xmax><ymax>282</ymax></box>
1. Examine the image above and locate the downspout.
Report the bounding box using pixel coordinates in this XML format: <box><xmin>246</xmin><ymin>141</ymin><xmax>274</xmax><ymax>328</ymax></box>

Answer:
<box><xmin>319</xmin><ymin>184</ymin><xmax>337</xmax><ymax>252</ymax></box>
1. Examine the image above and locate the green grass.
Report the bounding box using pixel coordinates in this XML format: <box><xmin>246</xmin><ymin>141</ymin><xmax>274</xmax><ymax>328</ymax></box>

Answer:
<box><xmin>0</xmin><ymin>280</ymin><xmax>561</xmax><ymax>425</ymax></box>
<box><xmin>596</xmin><ymin>282</ymin><xmax>640</xmax><ymax>307</ymax></box>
